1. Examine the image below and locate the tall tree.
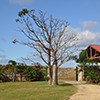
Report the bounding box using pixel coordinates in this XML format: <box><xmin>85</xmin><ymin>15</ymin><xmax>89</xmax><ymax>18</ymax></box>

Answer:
<box><xmin>13</xmin><ymin>8</ymin><xmax>78</xmax><ymax>85</ymax></box>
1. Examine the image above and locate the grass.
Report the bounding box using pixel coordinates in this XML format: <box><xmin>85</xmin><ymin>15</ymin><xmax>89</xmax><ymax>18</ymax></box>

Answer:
<box><xmin>0</xmin><ymin>81</ymin><xmax>77</xmax><ymax>100</ymax></box>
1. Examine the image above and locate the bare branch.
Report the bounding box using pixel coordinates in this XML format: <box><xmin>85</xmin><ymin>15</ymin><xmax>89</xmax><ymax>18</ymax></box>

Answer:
<box><xmin>15</xmin><ymin>9</ymin><xmax>79</xmax><ymax>69</ymax></box>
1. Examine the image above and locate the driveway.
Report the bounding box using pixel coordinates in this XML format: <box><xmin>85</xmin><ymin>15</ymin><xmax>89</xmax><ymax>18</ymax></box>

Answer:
<box><xmin>59</xmin><ymin>80</ymin><xmax>100</xmax><ymax>100</ymax></box>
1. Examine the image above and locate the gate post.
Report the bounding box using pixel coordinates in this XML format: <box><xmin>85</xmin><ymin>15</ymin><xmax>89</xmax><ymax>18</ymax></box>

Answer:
<box><xmin>78</xmin><ymin>64</ymin><xmax>83</xmax><ymax>81</ymax></box>
<box><xmin>76</xmin><ymin>66</ymin><xmax>78</xmax><ymax>81</ymax></box>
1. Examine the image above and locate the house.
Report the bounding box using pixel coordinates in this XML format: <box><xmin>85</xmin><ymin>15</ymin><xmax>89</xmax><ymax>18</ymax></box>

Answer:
<box><xmin>86</xmin><ymin>44</ymin><xmax>100</xmax><ymax>61</ymax></box>
<box><xmin>78</xmin><ymin>44</ymin><xmax>100</xmax><ymax>81</ymax></box>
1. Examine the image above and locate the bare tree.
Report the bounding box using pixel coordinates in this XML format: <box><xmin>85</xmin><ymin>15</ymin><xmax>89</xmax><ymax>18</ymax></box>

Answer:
<box><xmin>13</xmin><ymin>8</ymin><xmax>79</xmax><ymax>85</ymax></box>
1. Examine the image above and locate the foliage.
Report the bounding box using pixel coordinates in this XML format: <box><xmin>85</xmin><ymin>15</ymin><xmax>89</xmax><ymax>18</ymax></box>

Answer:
<box><xmin>0</xmin><ymin>65</ymin><xmax>3</xmax><ymax>82</ymax></box>
<box><xmin>76</xmin><ymin>49</ymin><xmax>100</xmax><ymax>84</ymax></box>
<box><xmin>0</xmin><ymin>65</ymin><xmax>12</xmax><ymax>82</ymax></box>
<box><xmin>77</xmin><ymin>58</ymin><xmax>100</xmax><ymax>84</ymax></box>
<box><xmin>4</xmin><ymin>60</ymin><xmax>48</xmax><ymax>82</ymax></box>
<box><xmin>0</xmin><ymin>60</ymin><xmax>49</xmax><ymax>82</ymax></box>
<box><xmin>84</xmin><ymin>65</ymin><xmax>100</xmax><ymax>83</ymax></box>
<box><xmin>0</xmin><ymin>65</ymin><xmax>3</xmax><ymax>74</ymax></box>
<box><xmin>69</xmin><ymin>55</ymin><xmax>77</xmax><ymax>61</ymax></box>
<box><xmin>22</xmin><ymin>66</ymin><xmax>41</xmax><ymax>81</ymax></box>
<box><xmin>8</xmin><ymin>60</ymin><xmax>16</xmax><ymax>66</ymax></box>
<box><xmin>16</xmin><ymin>63</ymin><xmax>26</xmax><ymax>74</ymax></box>
<box><xmin>16</xmin><ymin>63</ymin><xmax>48</xmax><ymax>81</ymax></box>
<box><xmin>6</xmin><ymin>60</ymin><xmax>17</xmax><ymax>73</ymax></box>
<box><xmin>69</xmin><ymin>50</ymin><xmax>87</xmax><ymax>73</ymax></box>
<box><xmin>77</xmin><ymin>50</ymin><xmax>87</xmax><ymax>64</ymax></box>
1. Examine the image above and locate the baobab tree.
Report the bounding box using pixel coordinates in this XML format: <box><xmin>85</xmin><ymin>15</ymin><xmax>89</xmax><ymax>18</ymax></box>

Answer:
<box><xmin>13</xmin><ymin>8</ymin><xmax>79</xmax><ymax>85</ymax></box>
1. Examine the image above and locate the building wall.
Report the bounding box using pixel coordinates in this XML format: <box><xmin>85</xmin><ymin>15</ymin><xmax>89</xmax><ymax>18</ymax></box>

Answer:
<box><xmin>58</xmin><ymin>67</ymin><xmax>76</xmax><ymax>80</ymax></box>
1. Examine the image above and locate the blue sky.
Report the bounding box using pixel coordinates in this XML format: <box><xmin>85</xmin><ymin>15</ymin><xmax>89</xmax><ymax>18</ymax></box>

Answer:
<box><xmin>0</xmin><ymin>0</ymin><xmax>100</xmax><ymax>67</ymax></box>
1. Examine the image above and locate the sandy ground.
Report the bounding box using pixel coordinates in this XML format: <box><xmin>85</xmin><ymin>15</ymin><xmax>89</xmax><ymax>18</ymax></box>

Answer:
<box><xmin>59</xmin><ymin>80</ymin><xmax>100</xmax><ymax>100</ymax></box>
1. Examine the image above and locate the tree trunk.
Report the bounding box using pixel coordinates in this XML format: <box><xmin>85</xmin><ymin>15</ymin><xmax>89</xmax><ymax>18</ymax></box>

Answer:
<box><xmin>20</xmin><ymin>74</ymin><xmax>22</xmax><ymax>82</ymax></box>
<box><xmin>47</xmin><ymin>49</ymin><xmax>52</xmax><ymax>85</ymax></box>
<box><xmin>48</xmin><ymin>67</ymin><xmax>52</xmax><ymax>85</ymax></box>
<box><xmin>12</xmin><ymin>73</ymin><xmax>15</xmax><ymax>82</ymax></box>
<box><xmin>52</xmin><ymin>64</ymin><xmax>58</xmax><ymax>85</ymax></box>
<box><xmin>12</xmin><ymin>67</ymin><xmax>16</xmax><ymax>82</ymax></box>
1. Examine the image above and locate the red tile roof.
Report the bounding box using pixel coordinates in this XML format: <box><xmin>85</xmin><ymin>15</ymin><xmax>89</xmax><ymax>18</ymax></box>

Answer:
<box><xmin>86</xmin><ymin>45</ymin><xmax>100</xmax><ymax>52</ymax></box>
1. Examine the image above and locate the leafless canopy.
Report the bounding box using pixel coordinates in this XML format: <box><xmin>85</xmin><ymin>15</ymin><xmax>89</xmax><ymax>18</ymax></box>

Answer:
<box><xmin>14</xmin><ymin>9</ymin><xmax>79</xmax><ymax>67</ymax></box>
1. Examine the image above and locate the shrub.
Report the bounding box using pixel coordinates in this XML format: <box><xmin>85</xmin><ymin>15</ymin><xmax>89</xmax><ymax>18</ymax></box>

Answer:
<box><xmin>0</xmin><ymin>61</ymin><xmax>48</xmax><ymax>82</ymax></box>
<box><xmin>84</xmin><ymin>65</ymin><xmax>100</xmax><ymax>84</ymax></box>
<box><xmin>17</xmin><ymin>63</ymin><xmax>48</xmax><ymax>81</ymax></box>
<box><xmin>22</xmin><ymin>66</ymin><xmax>41</xmax><ymax>81</ymax></box>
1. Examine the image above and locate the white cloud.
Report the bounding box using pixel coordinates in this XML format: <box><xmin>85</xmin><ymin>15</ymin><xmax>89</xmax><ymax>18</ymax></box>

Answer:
<box><xmin>80</xmin><ymin>21</ymin><xmax>99</xmax><ymax>31</ymax></box>
<box><xmin>77</xmin><ymin>30</ymin><xmax>100</xmax><ymax>47</ymax></box>
<box><xmin>66</xmin><ymin>26</ymin><xmax>81</xmax><ymax>34</ymax></box>
<box><xmin>0</xmin><ymin>55</ymin><xmax>9</xmax><ymax>65</ymax></box>
<box><xmin>78</xmin><ymin>21</ymin><xmax>100</xmax><ymax>48</ymax></box>
<box><xmin>8</xmin><ymin>0</ymin><xmax>35</xmax><ymax>5</ymax></box>
<box><xmin>66</xmin><ymin>20</ymin><xmax>100</xmax><ymax>49</ymax></box>
<box><xmin>0</xmin><ymin>58</ymin><xmax>9</xmax><ymax>65</ymax></box>
<box><xmin>31</xmin><ymin>21</ymin><xmax>100</xmax><ymax>67</ymax></box>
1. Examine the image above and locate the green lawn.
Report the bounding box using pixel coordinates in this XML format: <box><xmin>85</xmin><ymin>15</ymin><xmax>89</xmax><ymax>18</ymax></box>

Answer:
<box><xmin>0</xmin><ymin>81</ymin><xmax>77</xmax><ymax>100</ymax></box>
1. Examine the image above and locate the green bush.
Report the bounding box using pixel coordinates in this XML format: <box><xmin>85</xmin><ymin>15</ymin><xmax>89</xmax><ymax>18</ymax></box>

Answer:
<box><xmin>22</xmin><ymin>66</ymin><xmax>41</xmax><ymax>81</ymax></box>
<box><xmin>84</xmin><ymin>65</ymin><xmax>100</xmax><ymax>83</ymax></box>
<box><xmin>0</xmin><ymin>61</ymin><xmax>48</xmax><ymax>82</ymax></box>
<box><xmin>16</xmin><ymin>63</ymin><xmax>48</xmax><ymax>82</ymax></box>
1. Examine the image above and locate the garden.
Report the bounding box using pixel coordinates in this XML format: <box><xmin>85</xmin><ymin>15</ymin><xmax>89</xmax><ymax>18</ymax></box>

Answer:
<box><xmin>0</xmin><ymin>60</ymin><xmax>48</xmax><ymax>83</ymax></box>
<box><xmin>77</xmin><ymin>49</ymin><xmax>100</xmax><ymax>85</ymax></box>
<box><xmin>0</xmin><ymin>60</ymin><xmax>77</xmax><ymax>100</ymax></box>
<box><xmin>78</xmin><ymin>63</ymin><xmax>100</xmax><ymax>84</ymax></box>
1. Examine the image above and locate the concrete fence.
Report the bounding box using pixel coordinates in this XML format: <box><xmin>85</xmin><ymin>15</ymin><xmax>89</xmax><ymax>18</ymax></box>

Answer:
<box><xmin>58</xmin><ymin>67</ymin><xmax>76</xmax><ymax>80</ymax></box>
<box><xmin>2</xmin><ymin>67</ymin><xmax>80</xmax><ymax>81</ymax></box>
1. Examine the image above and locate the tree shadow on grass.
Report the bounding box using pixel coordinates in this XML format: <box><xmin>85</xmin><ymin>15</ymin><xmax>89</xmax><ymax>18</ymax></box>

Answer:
<box><xmin>58</xmin><ymin>83</ymin><xmax>73</xmax><ymax>86</ymax></box>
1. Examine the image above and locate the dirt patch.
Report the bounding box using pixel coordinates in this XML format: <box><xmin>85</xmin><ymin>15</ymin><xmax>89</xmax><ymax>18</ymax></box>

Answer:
<box><xmin>59</xmin><ymin>80</ymin><xmax>100</xmax><ymax>100</ymax></box>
